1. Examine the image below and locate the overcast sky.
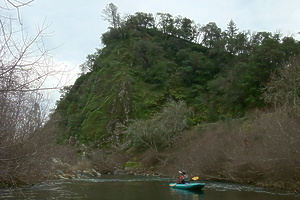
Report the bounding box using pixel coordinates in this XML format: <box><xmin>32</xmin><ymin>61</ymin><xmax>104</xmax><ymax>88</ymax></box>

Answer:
<box><xmin>17</xmin><ymin>0</ymin><xmax>300</xmax><ymax>105</ymax></box>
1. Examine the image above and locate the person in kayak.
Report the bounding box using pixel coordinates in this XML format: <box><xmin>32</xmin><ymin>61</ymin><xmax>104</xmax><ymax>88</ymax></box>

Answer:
<box><xmin>177</xmin><ymin>170</ymin><xmax>189</xmax><ymax>184</ymax></box>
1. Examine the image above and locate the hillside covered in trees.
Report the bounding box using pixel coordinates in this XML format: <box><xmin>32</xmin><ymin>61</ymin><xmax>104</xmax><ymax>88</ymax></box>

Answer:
<box><xmin>53</xmin><ymin>4</ymin><xmax>299</xmax><ymax>147</ymax></box>
<box><xmin>48</xmin><ymin>4</ymin><xmax>299</xmax><ymax>191</ymax></box>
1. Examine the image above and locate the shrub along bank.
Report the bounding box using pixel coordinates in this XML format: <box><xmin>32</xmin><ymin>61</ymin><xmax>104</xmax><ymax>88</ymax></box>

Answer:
<box><xmin>87</xmin><ymin>109</ymin><xmax>299</xmax><ymax>193</ymax></box>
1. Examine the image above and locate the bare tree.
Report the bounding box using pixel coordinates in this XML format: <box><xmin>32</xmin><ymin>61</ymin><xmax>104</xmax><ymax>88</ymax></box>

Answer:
<box><xmin>0</xmin><ymin>0</ymin><xmax>63</xmax><ymax>187</ymax></box>
<box><xmin>101</xmin><ymin>3</ymin><xmax>121</xmax><ymax>29</ymax></box>
<box><xmin>264</xmin><ymin>56</ymin><xmax>300</xmax><ymax>118</ymax></box>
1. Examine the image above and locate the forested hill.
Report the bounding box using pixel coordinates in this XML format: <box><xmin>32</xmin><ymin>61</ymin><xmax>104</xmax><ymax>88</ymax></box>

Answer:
<box><xmin>52</xmin><ymin>10</ymin><xmax>300</xmax><ymax>148</ymax></box>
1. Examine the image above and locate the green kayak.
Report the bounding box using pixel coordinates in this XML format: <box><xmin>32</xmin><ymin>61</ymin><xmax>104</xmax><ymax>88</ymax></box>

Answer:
<box><xmin>169</xmin><ymin>183</ymin><xmax>205</xmax><ymax>190</ymax></box>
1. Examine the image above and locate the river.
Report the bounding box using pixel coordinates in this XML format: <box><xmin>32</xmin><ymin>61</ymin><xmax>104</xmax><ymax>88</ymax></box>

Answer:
<box><xmin>1</xmin><ymin>175</ymin><xmax>298</xmax><ymax>200</ymax></box>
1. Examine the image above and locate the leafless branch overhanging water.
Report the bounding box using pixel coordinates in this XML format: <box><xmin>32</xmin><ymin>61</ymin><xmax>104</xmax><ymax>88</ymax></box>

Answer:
<box><xmin>0</xmin><ymin>0</ymin><xmax>75</xmax><ymax>188</ymax></box>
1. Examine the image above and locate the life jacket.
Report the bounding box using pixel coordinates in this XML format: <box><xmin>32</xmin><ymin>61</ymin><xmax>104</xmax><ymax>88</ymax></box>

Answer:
<box><xmin>179</xmin><ymin>174</ymin><xmax>189</xmax><ymax>183</ymax></box>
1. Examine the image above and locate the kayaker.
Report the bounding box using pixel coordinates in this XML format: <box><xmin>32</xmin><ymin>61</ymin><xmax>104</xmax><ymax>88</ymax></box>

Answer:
<box><xmin>177</xmin><ymin>170</ymin><xmax>189</xmax><ymax>184</ymax></box>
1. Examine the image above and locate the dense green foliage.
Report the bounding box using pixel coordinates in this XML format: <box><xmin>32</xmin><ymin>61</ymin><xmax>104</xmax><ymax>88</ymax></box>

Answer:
<box><xmin>53</xmin><ymin>10</ymin><xmax>300</xmax><ymax>149</ymax></box>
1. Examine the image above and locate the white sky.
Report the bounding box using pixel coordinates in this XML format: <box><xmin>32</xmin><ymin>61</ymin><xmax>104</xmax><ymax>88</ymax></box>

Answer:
<box><xmin>17</xmin><ymin>0</ymin><xmax>300</xmax><ymax>106</ymax></box>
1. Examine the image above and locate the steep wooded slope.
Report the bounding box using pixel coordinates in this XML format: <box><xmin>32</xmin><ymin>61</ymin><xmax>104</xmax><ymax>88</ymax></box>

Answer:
<box><xmin>52</xmin><ymin>15</ymin><xmax>300</xmax><ymax>147</ymax></box>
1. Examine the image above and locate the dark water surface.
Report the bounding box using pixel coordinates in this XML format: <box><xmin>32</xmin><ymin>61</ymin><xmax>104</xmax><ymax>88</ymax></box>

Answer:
<box><xmin>1</xmin><ymin>175</ymin><xmax>299</xmax><ymax>200</ymax></box>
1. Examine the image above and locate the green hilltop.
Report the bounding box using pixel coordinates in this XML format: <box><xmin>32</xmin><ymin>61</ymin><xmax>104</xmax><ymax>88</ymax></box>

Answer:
<box><xmin>52</xmin><ymin>9</ymin><xmax>300</xmax><ymax>149</ymax></box>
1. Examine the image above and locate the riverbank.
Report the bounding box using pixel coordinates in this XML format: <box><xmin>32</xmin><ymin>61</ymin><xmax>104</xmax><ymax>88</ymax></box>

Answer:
<box><xmin>83</xmin><ymin>110</ymin><xmax>299</xmax><ymax>194</ymax></box>
<box><xmin>48</xmin><ymin>144</ymin><xmax>298</xmax><ymax>194</ymax></box>
<box><xmin>88</xmin><ymin>149</ymin><xmax>299</xmax><ymax>194</ymax></box>
<box><xmin>2</xmin><ymin>110</ymin><xmax>298</xmax><ymax>195</ymax></box>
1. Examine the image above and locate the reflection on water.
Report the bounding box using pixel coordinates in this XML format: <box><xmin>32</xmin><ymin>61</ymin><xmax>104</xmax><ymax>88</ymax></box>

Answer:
<box><xmin>170</xmin><ymin>188</ymin><xmax>205</xmax><ymax>200</ymax></box>
<box><xmin>0</xmin><ymin>175</ymin><xmax>299</xmax><ymax>200</ymax></box>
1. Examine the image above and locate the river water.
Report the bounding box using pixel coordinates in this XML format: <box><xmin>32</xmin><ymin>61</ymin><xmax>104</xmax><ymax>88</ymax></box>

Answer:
<box><xmin>1</xmin><ymin>175</ymin><xmax>299</xmax><ymax>200</ymax></box>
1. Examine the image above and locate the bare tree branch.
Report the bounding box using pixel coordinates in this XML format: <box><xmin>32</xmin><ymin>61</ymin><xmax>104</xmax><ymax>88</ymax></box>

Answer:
<box><xmin>6</xmin><ymin>0</ymin><xmax>34</xmax><ymax>24</ymax></box>
<box><xmin>0</xmin><ymin>0</ymin><xmax>70</xmax><ymax>187</ymax></box>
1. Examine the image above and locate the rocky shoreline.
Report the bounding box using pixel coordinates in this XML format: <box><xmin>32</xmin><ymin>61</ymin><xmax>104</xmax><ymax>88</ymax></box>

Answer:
<box><xmin>48</xmin><ymin>157</ymin><xmax>299</xmax><ymax>195</ymax></box>
<box><xmin>49</xmin><ymin>157</ymin><xmax>162</xmax><ymax>180</ymax></box>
